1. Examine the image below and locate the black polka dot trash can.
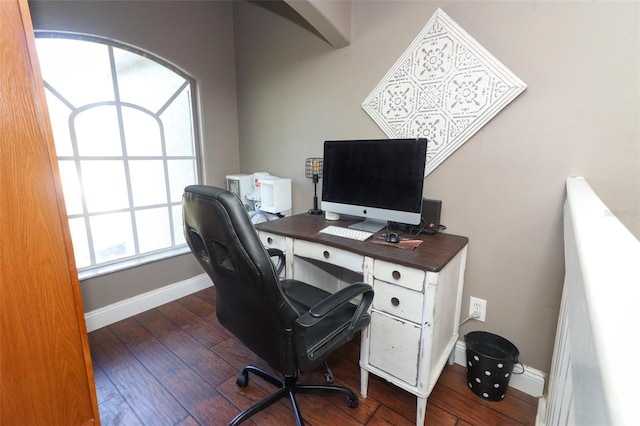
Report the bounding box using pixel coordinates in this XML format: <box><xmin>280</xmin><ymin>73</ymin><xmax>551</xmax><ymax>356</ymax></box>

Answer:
<box><xmin>465</xmin><ymin>331</ymin><xmax>520</xmax><ymax>401</ymax></box>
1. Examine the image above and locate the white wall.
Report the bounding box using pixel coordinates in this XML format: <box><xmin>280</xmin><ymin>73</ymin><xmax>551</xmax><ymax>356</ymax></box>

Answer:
<box><xmin>233</xmin><ymin>0</ymin><xmax>639</xmax><ymax>372</ymax></box>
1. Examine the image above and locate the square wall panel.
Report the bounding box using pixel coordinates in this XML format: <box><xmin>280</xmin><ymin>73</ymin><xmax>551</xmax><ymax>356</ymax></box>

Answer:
<box><xmin>362</xmin><ymin>9</ymin><xmax>527</xmax><ymax>176</ymax></box>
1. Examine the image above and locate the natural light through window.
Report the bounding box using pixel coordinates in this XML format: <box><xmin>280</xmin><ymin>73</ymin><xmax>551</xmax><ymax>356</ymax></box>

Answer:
<box><xmin>35</xmin><ymin>34</ymin><xmax>200</xmax><ymax>276</ymax></box>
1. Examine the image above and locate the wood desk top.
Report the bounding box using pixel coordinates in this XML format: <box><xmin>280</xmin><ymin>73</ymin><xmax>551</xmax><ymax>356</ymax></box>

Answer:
<box><xmin>255</xmin><ymin>214</ymin><xmax>468</xmax><ymax>272</ymax></box>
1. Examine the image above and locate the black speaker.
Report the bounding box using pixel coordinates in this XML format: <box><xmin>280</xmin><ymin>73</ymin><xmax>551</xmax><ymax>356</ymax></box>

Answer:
<box><xmin>394</xmin><ymin>198</ymin><xmax>442</xmax><ymax>234</ymax></box>
<box><xmin>421</xmin><ymin>198</ymin><xmax>442</xmax><ymax>233</ymax></box>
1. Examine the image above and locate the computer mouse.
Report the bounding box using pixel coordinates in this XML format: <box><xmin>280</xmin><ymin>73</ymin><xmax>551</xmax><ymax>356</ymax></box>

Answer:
<box><xmin>386</xmin><ymin>232</ymin><xmax>400</xmax><ymax>243</ymax></box>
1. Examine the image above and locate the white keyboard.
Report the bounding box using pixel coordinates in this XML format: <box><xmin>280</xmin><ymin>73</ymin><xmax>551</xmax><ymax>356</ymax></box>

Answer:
<box><xmin>319</xmin><ymin>225</ymin><xmax>373</xmax><ymax>241</ymax></box>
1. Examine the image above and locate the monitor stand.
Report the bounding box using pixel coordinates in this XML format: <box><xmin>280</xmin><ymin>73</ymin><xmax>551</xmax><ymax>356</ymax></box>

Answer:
<box><xmin>349</xmin><ymin>218</ymin><xmax>387</xmax><ymax>233</ymax></box>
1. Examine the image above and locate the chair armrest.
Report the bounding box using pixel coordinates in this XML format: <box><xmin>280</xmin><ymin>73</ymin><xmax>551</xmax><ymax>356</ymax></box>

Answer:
<box><xmin>266</xmin><ymin>247</ymin><xmax>285</xmax><ymax>276</ymax></box>
<box><xmin>294</xmin><ymin>283</ymin><xmax>373</xmax><ymax>369</ymax></box>
<box><xmin>308</xmin><ymin>283</ymin><xmax>372</xmax><ymax>318</ymax></box>
<box><xmin>296</xmin><ymin>283</ymin><xmax>373</xmax><ymax>331</ymax></box>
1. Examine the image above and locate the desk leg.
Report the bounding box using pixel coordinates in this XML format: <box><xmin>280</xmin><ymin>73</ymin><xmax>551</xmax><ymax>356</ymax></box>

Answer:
<box><xmin>416</xmin><ymin>396</ymin><xmax>427</xmax><ymax>426</ymax></box>
<box><xmin>360</xmin><ymin>368</ymin><xmax>369</xmax><ymax>398</ymax></box>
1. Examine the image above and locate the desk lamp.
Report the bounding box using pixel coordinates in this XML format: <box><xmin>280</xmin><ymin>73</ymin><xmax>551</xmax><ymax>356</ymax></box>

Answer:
<box><xmin>305</xmin><ymin>158</ymin><xmax>323</xmax><ymax>215</ymax></box>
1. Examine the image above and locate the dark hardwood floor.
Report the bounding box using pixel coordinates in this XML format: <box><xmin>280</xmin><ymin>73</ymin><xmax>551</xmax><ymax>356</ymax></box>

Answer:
<box><xmin>89</xmin><ymin>287</ymin><xmax>539</xmax><ymax>425</ymax></box>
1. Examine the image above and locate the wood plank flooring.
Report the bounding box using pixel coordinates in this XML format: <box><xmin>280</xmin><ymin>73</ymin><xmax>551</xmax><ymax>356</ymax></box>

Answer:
<box><xmin>88</xmin><ymin>287</ymin><xmax>539</xmax><ymax>425</ymax></box>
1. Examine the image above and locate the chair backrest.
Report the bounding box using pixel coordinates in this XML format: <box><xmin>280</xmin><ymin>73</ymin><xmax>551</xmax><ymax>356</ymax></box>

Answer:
<box><xmin>182</xmin><ymin>185</ymin><xmax>298</xmax><ymax>373</ymax></box>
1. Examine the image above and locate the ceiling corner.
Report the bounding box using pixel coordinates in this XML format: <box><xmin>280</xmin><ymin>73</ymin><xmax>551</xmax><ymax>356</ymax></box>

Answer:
<box><xmin>283</xmin><ymin>0</ymin><xmax>351</xmax><ymax>48</ymax></box>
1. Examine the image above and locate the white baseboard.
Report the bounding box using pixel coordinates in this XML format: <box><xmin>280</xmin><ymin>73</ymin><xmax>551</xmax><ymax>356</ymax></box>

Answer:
<box><xmin>452</xmin><ymin>340</ymin><xmax>546</xmax><ymax>398</ymax></box>
<box><xmin>536</xmin><ymin>396</ymin><xmax>548</xmax><ymax>426</ymax></box>
<box><xmin>84</xmin><ymin>273</ymin><xmax>213</xmax><ymax>332</ymax></box>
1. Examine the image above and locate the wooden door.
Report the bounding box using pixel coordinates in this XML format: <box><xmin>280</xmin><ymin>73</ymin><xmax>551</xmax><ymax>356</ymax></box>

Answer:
<box><xmin>0</xmin><ymin>1</ymin><xmax>100</xmax><ymax>424</ymax></box>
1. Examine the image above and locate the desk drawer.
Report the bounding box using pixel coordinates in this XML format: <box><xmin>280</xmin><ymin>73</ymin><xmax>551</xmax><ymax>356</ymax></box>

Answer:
<box><xmin>373</xmin><ymin>260</ymin><xmax>425</xmax><ymax>292</ymax></box>
<box><xmin>369</xmin><ymin>311</ymin><xmax>420</xmax><ymax>387</ymax></box>
<box><xmin>373</xmin><ymin>279</ymin><xmax>423</xmax><ymax>323</ymax></box>
<box><xmin>294</xmin><ymin>239</ymin><xmax>364</xmax><ymax>274</ymax></box>
<box><xmin>258</xmin><ymin>231</ymin><xmax>287</xmax><ymax>251</ymax></box>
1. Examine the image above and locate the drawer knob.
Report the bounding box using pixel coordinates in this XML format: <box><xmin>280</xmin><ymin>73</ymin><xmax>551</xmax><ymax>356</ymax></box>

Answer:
<box><xmin>391</xmin><ymin>297</ymin><xmax>400</xmax><ymax>307</ymax></box>
<box><xmin>323</xmin><ymin>250</ymin><xmax>330</xmax><ymax>259</ymax></box>
<box><xmin>392</xmin><ymin>270</ymin><xmax>401</xmax><ymax>280</ymax></box>
<box><xmin>267</xmin><ymin>237</ymin><xmax>273</xmax><ymax>244</ymax></box>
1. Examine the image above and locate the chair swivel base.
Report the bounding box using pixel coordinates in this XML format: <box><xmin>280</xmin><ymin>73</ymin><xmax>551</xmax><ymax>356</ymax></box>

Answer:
<box><xmin>229</xmin><ymin>365</ymin><xmax>358</xmax><ymax>426</ymax></box>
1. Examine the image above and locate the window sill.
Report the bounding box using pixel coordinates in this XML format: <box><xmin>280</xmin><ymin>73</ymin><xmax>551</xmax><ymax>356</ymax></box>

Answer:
<box><xmin>78</xmin><ymin>246</ymin><xmax>192</xmax><ymax>281</ymax></box>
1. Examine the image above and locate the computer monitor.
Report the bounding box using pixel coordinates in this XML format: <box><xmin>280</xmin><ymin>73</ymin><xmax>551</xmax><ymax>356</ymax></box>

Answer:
<box><xmin>321</xmin><ymin>138</ymin><xmax>427</xmax><ymax>232</ymax></box>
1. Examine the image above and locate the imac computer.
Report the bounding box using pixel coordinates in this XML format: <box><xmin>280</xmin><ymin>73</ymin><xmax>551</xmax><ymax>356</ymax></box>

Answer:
<box><xmin>321</xmin><ymin>138</ymin><xmax>428</xmax><ymax>232</ymax></box>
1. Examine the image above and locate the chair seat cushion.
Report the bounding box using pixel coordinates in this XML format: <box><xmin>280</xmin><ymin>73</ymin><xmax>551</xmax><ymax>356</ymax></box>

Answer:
<box><xmin>280</xmin><ymin>279</ymin><xmax>333</xmax><ymax>314</ymax></box>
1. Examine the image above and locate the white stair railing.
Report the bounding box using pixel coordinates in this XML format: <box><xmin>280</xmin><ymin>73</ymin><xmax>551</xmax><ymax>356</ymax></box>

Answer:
<box><xmin>541</xmin><ymin>177</ymin><xmax>639</xmax><ymax>425</ymax></box>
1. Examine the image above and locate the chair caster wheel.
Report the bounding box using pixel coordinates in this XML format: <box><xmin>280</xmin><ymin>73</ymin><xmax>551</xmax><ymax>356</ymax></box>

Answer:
<box><xmin>236</xmin><ymin>371</ymin><xmax>249</xmax><ymax>388</ymax></box>
<box><xmin>346</xmin><ymin>394</ymin><xmax>358</xmax><ymax>408</ymax></box>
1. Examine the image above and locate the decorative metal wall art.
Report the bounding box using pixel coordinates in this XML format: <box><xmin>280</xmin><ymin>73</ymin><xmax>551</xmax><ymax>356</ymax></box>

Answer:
<box><xmin>362</xmin><ymin>9</ymin><xmax>527</xmax><ymax>176</ymax></box>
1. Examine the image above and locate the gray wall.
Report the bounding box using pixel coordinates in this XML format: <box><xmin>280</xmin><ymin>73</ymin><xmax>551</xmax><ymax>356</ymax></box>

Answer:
<box><xmin>233</xmin><ymin>0</ymin><xmax>639</xmax><ymax>372</ymax></box>
<box><xmin>29</xmin><ymin>0</ymin><xmax>240</xmax><ymax>311</ymax></box>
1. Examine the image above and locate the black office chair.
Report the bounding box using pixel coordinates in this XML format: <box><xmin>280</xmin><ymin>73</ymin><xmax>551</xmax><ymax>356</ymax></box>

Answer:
<box><xmin>182</xmin><ymin>185</ymin><xmax>373</xmax><ymax>426</ymax></box>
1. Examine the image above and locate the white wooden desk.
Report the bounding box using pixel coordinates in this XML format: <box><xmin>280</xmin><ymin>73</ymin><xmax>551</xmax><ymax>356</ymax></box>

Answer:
<box><xmin>255</xmin><ymin>214</ymin><xmax>468</xmax><ymax>426</ymax></box>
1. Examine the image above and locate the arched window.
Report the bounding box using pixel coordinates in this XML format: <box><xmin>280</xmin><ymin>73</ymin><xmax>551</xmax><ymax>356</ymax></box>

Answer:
<box><xmin>35</xmin><ymin>33</ymin><xmax>200</xmax><ymax>277</ymax></box>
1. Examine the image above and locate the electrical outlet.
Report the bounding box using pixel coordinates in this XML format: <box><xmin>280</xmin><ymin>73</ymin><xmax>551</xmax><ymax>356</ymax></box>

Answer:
<box><xmin>469</xmin><ymin>297</ymin><xmax>487</xmax><ymax>322</ymax></box>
